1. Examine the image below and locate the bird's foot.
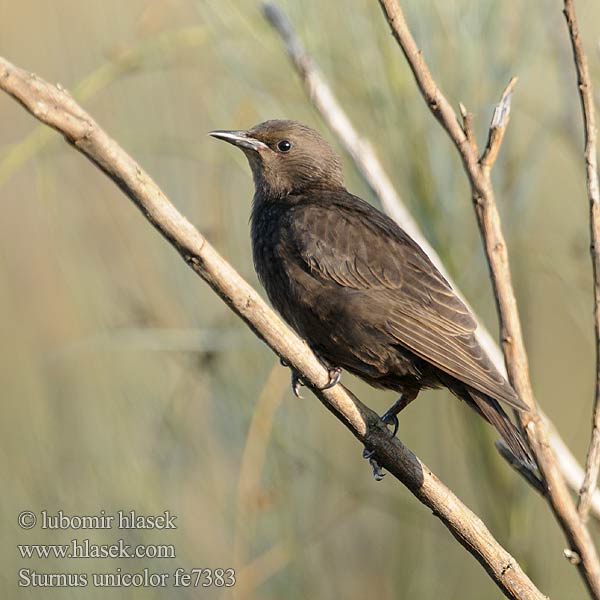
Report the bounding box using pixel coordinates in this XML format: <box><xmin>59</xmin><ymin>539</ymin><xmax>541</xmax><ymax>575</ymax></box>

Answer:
<box><xmin>280</xmin><ymin>358</ymin><xmax>305</xmax><ymax>398</ymax></box>
<box><xmin>361</xmin><ymin>409</ymin><xmax>401</xmax><ymax>481</ymax></box>
<box><xmin>362</xmin><ymin>448</ymin><xmax>386</xmax><ymax>481</ymax></box>
<box><xmin>291</xmin><ymin>370</ymin><xmax>304</xmax><ymax>398</ymax></box>
<box><xmin>321</xmin><ymin>366</ymin><xmax>342</xmax><ymax>390</ymax></box>
<box><xmin>281</xmin><ymin>359</ymin><xmax>340</xmax><ymax>396</ymax></box>
<box><xmin>380</xmin><ymin>409</ymin><xmax>399</xmax><ymax>437</ymax></box>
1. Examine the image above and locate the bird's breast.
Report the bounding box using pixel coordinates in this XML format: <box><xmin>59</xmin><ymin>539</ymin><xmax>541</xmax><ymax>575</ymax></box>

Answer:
<box><xmin>251</xmin><ymin>201</ymin><xmax>327</xmax><ymax>334</ymax></box>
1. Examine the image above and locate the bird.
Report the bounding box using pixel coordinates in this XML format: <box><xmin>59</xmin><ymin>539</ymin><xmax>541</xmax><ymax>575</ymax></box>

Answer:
<box><xmin>209</xmin><ymin>119</ymin><xmax>532</xmax><ymax>475</ymax></box>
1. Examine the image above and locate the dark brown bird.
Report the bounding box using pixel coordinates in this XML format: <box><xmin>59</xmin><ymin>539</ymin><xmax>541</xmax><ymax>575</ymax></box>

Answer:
<box><xmin>210</xmin><ymin>119</ymin><xmax>531</xmax><ymax>472</ymax></box>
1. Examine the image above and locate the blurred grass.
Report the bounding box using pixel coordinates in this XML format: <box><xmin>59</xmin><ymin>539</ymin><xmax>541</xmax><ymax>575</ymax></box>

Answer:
<box><xmin>0</xmin><ymin>26</ymin><xmax>209</xmax><ymax>186</ymax></box>
<box><xmin>1</xmin><ymin>0</ymin><xmax>599</xmax><ymax>598</ymax></box>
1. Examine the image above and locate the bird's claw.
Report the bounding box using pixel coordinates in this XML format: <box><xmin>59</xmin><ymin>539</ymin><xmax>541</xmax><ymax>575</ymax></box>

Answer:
<box><xmin>361</xmin><ymin>409</ymin><xmax>401</xmax><ymax>481</ymax></box>
<box><xmin>282</xmin><ymin>360</ymin><xmax>340</xmax><ymax>397</ymax></box>
<box><xmin>371</xmin><ymin>462</ymin><xmax>386</xmax><ymax>481</ymax></box>
<box><xmin>291</xmin><ymin>370</ymin><xmax>305</xmax><ymax>398</ymax></box>
<box><xmin>362</xmin><ymin>448</ymin><xmax>386</xmax><ymax>481</ymax></box>
<box><xmin>280</xmin><ymin>358</ymin><xmax>304</xmax><ymax>398</ymax></box>
<box><xmin>381</xmin><ymin>411</ymin><xmax>399</xmax><ymax>437</ymax></box>
<box><xmin>321</xmin><ymin>366</ymin><xmax>342</xmax><ymax>390</ymax></box>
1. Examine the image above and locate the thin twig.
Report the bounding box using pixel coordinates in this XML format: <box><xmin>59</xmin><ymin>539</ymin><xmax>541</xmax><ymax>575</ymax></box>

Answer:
<box><xmin>480</xmin><ymin>77</ymin><xmax>519</xmax><ymax>173</ymax></box>
<box><xmin>0</xmin><ymin>55</ymin><xmax>547</xmax><ymax>600</ymax></box>
<box><xmin>376</xmin><ymin>0</ymin><xmax>600</xmax><ymax>597</ymax></box>
<box><xmin>562</xmin><ymin>0</ymin><xmax>600</xmax><ymax>523</ymax></box>
<box><xmin>262</xmin><ymin>0</ymin><xmax>600</xmax><ymax>518</ymax></box>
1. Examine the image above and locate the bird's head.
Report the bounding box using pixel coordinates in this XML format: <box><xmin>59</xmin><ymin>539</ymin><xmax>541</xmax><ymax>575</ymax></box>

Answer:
<box><xmin>209</xmin><ymin>120</ymin><xmax>344</xmax><ymax>197</ymax></box>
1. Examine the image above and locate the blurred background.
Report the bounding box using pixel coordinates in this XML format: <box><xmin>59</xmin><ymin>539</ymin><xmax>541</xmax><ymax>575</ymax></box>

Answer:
<box><xmin>1</xmin><ymin>0</ymin><xmax>599</xmax><ymax>598</ymax></box>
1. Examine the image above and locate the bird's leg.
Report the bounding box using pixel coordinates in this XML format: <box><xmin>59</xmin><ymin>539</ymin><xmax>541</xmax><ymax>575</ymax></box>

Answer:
<box><xmin>380</xmin><ymin>390</ymin><xmax>418</xmax><ymax>436</ymax></box>
<box><xmin>363</xmin><ymin>390</ymin><xmax>419</xmax><ymax>480</ymax></box>
<box><xmin>364</xmin><ymin>390</ymin><xmax>418</xmax><ymax>455</ymax></box>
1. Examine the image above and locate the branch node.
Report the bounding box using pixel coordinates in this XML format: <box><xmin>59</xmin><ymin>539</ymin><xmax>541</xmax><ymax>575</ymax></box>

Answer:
<box><xmin>479</xmin><ymin>76</ymin><xmax>518</xmax><ymax>173</ymax></box>
<box><xmin>564</xmin><ymin>549</ymin><xmax>582</xmax><ymax>565</ymax></box>
<box><xmin>459</xmin><ymin>101</ymin><xmax>478</xmax><ymax>156</ymax></box>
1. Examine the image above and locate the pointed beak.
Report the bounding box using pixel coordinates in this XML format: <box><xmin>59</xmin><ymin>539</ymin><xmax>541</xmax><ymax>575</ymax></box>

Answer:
<box><xmin>208</xmin><ymin>129</ymin><xmax>268</xmax><ymax>152</ymax></box>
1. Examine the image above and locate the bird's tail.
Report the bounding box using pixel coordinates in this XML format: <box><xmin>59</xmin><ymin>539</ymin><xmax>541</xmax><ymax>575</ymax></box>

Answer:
<box><xmin>466</xmin><ymin>388</ymin><xmax>535</xmax><ymax>469</ymax></box>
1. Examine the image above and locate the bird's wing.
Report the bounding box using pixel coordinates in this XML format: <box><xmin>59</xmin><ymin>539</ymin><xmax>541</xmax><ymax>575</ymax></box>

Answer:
<box><xmin>288</xmin><ymin>196</ymin><xmax>524</xmax><ymax>410</ymax></box>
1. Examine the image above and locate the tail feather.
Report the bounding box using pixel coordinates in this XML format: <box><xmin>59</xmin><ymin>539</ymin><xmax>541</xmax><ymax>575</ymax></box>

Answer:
<box><xmin>466</xmin><ymin>388</ymin><xmax>535</xmax><ymax>469</ymax></box>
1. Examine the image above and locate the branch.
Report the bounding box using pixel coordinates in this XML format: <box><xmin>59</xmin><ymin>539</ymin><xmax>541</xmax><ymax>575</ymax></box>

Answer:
<box><xmin>262</xmin><ymin>0</ymin><xmax>600</xmax><ymax>518</ymax></box>
<box><xmin>377</xmin><ymin>0</ymin><xmax>600</xmax><ymax>597</ymax></box>
<box><xmin>0</xmin><ymin>55</ymin><xmax>547</xmax><ymax>600</ymax></box>
<box><xmin>480</xmin><ymin>76</ymin><xmax>519</xmax><ymax>173</ymax></box>
<box><xmin>562</xmin><ymin>0</ymin><xmax>600</xmax><ymax>523</ymax></box>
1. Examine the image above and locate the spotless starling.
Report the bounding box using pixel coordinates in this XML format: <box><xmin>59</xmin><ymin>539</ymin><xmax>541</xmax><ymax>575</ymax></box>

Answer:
<box><xmin>210</xmin><ymin>120</ymin><xmax>531</xmax><ymax>473</ymax></box>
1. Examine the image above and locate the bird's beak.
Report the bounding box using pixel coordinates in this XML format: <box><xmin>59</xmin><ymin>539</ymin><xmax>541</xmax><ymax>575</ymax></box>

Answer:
<box><xmin>208</xmin><ymin>129</ymin><xmax>268</xmax><ymax>152</ymax></box>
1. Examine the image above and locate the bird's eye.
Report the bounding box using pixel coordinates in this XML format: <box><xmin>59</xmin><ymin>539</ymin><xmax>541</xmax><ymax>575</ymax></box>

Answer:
<box><xmin>277</xmin><ymin>140</ymin><xmax>292</xmax><ymax>153</ymax></box>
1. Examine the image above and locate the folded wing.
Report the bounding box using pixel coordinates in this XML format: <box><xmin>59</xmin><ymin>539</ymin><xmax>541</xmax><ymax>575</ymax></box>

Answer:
<box><xmin>288</xmin><ymin>194</ymin><xmax>525</xmax><ymax>410</ymax></box>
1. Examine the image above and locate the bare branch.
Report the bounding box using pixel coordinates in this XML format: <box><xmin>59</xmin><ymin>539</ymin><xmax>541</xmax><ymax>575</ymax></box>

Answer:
<box><xmin>480</xmin><ymin>77</ymin><xmax>519</xmax><ymax>173</ymax></box>
<box><xmin>0</xmin><ymin>54</ymin><xmax>549</xmax><ymax>600</ymax></box>
<box><xmin>551</xmin><ymin>419</ymin><xmax>600</xmax><ymax>519</ymax></box>
<box><xmin>262</xmin><ymin>0</ymin><xmax>600</xmax><ymax>518</ymax></box>
<box><xmin>374</xmin><ymin>1</ymin><xmax>477</xmax><ymax>168</ymax></box>
<box><xmin>562</xmin><ymin>0</ymin><xmax>600</xmax><ymax>524</ymax></box>
<box><xmin>377</xmin><ymin>0</ymin><xmax>600</xmax><ymax>596</ymax></box>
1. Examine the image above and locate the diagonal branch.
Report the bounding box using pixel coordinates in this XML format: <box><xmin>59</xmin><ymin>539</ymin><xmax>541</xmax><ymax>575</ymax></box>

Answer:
<box><xmin>376</xmin><ymin>0</ymin><xmax>600</xmax><ymax>597</ymax></box>
<box><xmin>0</xmin><ymin>55</ymin><xmax>547</xmax><ymax>600</ymax></box>
<box><xmin>262</xmin><ymin>0</ymin><xmax>600</xmax><ymax>518</ymax></box>
<box><xmin>562</xmin><ymin>0</ymin><xmax>600</xmax><ymax>523</ymax></box>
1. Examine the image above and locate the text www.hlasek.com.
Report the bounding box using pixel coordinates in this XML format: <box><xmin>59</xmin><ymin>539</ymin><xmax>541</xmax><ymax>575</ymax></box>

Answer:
<box><xmin>18</xmin><ymin>539</ymin><xmax>175</xmax><ymax>560</ymax></box>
